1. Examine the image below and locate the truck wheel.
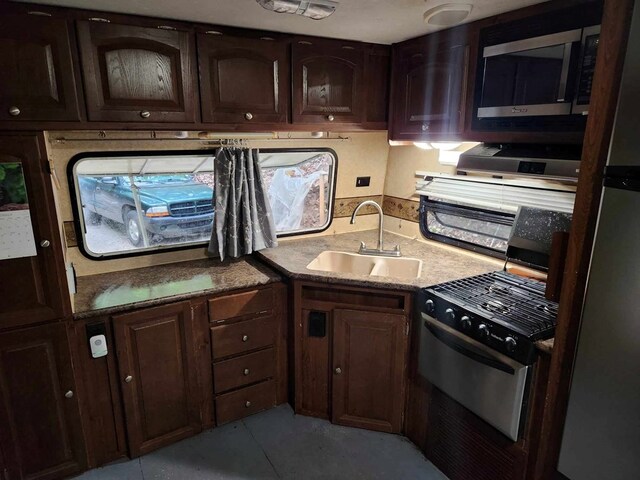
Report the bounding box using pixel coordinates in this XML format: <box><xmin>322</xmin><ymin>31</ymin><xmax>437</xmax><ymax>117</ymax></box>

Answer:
<box><xmin>125</xmin><ymin>210</ymin><xmax>145</xmax><ymax>246</ymax></box>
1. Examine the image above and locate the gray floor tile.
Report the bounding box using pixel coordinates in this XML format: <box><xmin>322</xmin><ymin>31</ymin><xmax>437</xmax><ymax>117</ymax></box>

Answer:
<box><xmin>73</xmin><ymin>458</ymin><xmax>143</xmax><ymax>480</ymax></box>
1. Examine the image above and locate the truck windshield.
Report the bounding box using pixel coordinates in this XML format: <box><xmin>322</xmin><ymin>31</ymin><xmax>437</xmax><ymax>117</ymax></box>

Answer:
<box><xmin>121</xmin><ymin>174</ymin><xmax>196</xmax><ymax>185</ymax></box>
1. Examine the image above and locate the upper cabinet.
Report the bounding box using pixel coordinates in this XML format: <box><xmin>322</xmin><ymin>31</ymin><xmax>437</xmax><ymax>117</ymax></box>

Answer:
<box><xmin>0</xmin><ymin>10</ymin><xmax>82</xmax><ymax>122</ymax></box>
<box><xmin>76</xmin><ymin>19</ymin><xmax>198</xmax><ymax>123</ymax></box>
<box><xmin>292</xmin><ymin>38</ymin><xmax>365</xmax><ymax>124</ymax></box>
<box><xmin>390</xmin><ymin>26</ymin><xmax>474</xmax><ymax>141</ymax></box>
<box><xmin>197</xmin><ymin>30</ymin><xmax>289</xmax><ymax>125</ymax></box>
<box><xmin>363</xmin><ymin>45</ymin><xmax>391</xmax><ymax>128</ymax></box>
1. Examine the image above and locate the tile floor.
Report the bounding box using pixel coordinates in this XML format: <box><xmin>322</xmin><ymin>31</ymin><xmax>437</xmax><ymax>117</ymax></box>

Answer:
<box><xmin>74</xmin><ymin>404</ymin><xmax>448</xmax><ymax>480</ymax></box>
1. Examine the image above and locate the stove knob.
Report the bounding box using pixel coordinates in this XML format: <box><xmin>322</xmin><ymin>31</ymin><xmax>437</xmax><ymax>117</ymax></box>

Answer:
<box><xmin>478</xmin><ymin>323</ymin><xmax>490</xmax><ymax>340</ymax></box>
<box><xmin>505</xmin><ymin>336</ymin><xmax>517</xmax><ymax>353</ymax></box>
<box><xmin>425</xmin><ymin>299</ymin><xmax>435</xmax><ymax>314</ymax></box>
<box><xmin>445</xmin><ymin>308</ymin><xmax>456</xmax><ymax>322</ymax></box>
<box><xmin>460</xmin><ymin>316</ymin><xmax>471</xmax><ymax>330</ymax></box>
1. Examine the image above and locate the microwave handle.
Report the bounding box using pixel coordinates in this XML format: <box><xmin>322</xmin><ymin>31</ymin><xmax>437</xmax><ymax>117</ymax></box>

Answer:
<box><xmin>557</xmin><ymin>42</ymin><xmax>574</xmax><ymax>102</ymax></box>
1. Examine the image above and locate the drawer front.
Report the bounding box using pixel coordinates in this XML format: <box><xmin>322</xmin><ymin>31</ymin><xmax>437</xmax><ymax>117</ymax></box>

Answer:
<box><xmin>209</xmin><ymin>288</ymin><xmax>273</xmax><ymax>323</ymax></box>
<box><xmin>214</xmin><ymin>348</ymin><xmax>275</xmax><ymax>393</ymax></box>
<box><xmin>211</xmin><ymin>316</ymin><xmax>275</xmax><ymax>360</ymax></box>
<box><xmin>215</xmin><ymin>380</ymin><xmax>276</xmax><ymax>425</ymax></box>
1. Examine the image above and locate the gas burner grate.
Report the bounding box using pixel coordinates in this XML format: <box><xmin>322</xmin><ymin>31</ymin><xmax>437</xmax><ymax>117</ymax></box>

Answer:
<box><xmin>428</xmin><ymin>271</ymin><xmax>558</xmax><ymax>338</ymax></box>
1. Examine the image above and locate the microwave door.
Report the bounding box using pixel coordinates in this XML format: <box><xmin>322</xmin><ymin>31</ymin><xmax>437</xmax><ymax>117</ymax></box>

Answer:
<box><xmin>478</xmin><ymin>29</ymin><xmax>582</xmax><ymax>118</ymax></box>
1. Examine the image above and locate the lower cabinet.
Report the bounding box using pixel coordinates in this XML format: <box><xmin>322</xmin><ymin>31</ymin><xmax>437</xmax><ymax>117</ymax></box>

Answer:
<box><xmin>0</xmin><ymin>323</ymin><xmax>86</xmax><ymax>480</ymax></box>
<box><xmin>294</xmin><ymin>282</ymin><xmax>410</xmax><ymax>434</ymax></box>
<box><xmin>113</xmin><ymin>302</ymin><xmax>202</xmax><ymax>457</ymax></box>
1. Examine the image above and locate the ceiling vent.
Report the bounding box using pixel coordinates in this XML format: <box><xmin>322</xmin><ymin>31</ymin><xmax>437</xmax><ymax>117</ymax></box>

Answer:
<box><xmin>424</xmin><ymin>3</ymin><xmax>472</xmax><ymax>27</ymax></box>
<box><xmin>256</xmin><ymin>0</ymin><xmax>339</xmax><ymax>20</ymax></box>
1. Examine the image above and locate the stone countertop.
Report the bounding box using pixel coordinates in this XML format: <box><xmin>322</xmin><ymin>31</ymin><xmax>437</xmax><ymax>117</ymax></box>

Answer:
<box><xmin>257</xmin><ymin>230</ymin><xmax>502</xmax><ymax>292</ymax></box>
<box><xmin>73</xmin><ymin>257</ymin><xmax>282</xmax><ymax>319</ymax></box>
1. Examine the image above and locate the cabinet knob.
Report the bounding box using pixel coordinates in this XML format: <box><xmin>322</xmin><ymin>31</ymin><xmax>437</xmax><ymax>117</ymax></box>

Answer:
<box><xmin>64</xmin><ymin>390</ymin><xmax>74</xmax><ymax>399</ymax></box>
<box><xmin>140</xmin><ymin>110</ymin><xmax>151</xmax><ymax>119</ymax></box>
<box><xmin>326</xmin><ymin>114</ymin><xmax>335</xmax><ymax>122</ymax></box>
<box><xmin>335</xmin><ymin>367</ymin><xmax>342</xmax><ymax>374</ymax></box>
<box><xmin>242</xmin><ymin>335</ymin><xmax>249</xmax><ymax>342</ymax></box>
<box><xmin>244</xmin><ymin>112</ymin><xmax>253</xmax><ymax>120</ymax></box>
<box><xmin>245</xmin><ymin>400</ymin><xmax>252</xmax><ymax>408</ymax></box>
<box><xmin>243</xmin><ymin>368</ymin><xmax>250</xmax><ymax>376</ymax></box>
<box><xmin>40</xmin><ymin>239</ymin><xmax>51</xmax><ymax>248</ymax></box>
<box><xmin>124</xmin><ymin>375</ymin><xmax>133</xmax><ymax>383</ymax></box>
<box><xmin>421</xmin><ymin>123</ymin><xmax>430</xmax><ymax>131</ymax></box>
<box><xmin>8</xmin><ymin>106</ymin><xmax>20</xmax><ymax>116</ymax></box>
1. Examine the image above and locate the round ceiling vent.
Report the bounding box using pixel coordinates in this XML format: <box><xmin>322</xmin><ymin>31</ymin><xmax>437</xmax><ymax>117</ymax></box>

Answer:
<box><xmin>423</xmin><ymin>3</ymin><xmax>473</xmax><ymax>27</ymax></box>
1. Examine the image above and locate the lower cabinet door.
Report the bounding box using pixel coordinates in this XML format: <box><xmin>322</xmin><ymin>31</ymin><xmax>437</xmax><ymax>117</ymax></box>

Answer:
<box><xmin>332</xmin><ymin>309</ymin><xmax>408</xmax><ymax>433</ymax></box>
<box><xmin>113</xmin><ymin>302</ymin><xmax>201</xmax><ymax>457</ymax></box>
<box><xmin>0</xmin><ymin>323</ymin><xmax>86</xmax><ymax>480</ymax></box>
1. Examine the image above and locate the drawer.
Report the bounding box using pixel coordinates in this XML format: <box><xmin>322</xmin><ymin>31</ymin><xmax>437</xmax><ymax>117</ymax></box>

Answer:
<box><xmin>214</xmin><ymin>348</ymin><xmax>275</xmax><ymax>393</ymax></box>
<box><xmin>211</xmin><ymin>316</ymin><xmax>275</xmax><ymax>360</ymax></box>
<box><xmin>215</xmin><ymin>379</ymin><xmax>276</xmax><ymax>424</ymax></box>
<box><xmin>209</xmin><ymin>288</ymin><xmax>273</xmax><ymax>322</ymax></box>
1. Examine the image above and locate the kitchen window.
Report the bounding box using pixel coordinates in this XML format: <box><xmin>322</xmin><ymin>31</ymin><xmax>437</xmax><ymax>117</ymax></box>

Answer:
<box><xmin>69</xmin><ymin>148</ymin><xmax>337</xmax><ymax>259</ymax></box>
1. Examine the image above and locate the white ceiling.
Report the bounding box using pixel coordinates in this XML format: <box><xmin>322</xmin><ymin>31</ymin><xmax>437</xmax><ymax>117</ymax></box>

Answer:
<box><xmin>14</xmin><ymin>0</ymin><xmax>549</xmax><ymax>44</ymax></box>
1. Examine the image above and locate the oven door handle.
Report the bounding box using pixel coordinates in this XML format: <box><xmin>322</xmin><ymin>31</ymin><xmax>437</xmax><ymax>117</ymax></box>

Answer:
<box><xmin>424</xmin><ymin>320</ymin><xmax>516</xmax><ymax>375</ymax></box>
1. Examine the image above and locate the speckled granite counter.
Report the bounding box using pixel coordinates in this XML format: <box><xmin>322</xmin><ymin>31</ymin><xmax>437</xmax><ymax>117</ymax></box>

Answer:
<box><xmin>73</xmin><ymin>257</ymin><xmax>281</xmax><ymax>319</ymax></box>
<box><xmin>257</xmin><ymin>230</ymin><xmax>501</xmax><ymax>292</ymax></box>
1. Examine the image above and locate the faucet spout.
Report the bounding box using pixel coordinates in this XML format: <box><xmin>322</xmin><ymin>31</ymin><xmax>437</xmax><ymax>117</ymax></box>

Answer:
<box><xmin>350</xmin><ymin>200</ymin><xmax>384</xmax><ymax>250</ymax></box>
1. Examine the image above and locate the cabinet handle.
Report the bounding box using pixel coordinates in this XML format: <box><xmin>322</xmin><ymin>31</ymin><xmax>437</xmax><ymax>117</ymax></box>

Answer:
<box><xmin>243</xmin><ymin>368</ymin><xmax>250</xmax><ymax>376</ymax></box>
<box><xmin>335</xmin><ymin>367</ymin><xmax>342</xmax><ymax>374</ymax></box>
<box><xmin>40</xmin><ymin>239</ymin><xmax>51</xmax><ymax>248</ymax></box>
<box><xmin>242</xmin><ymin>335</ymin><xmax>249</xmax><ymax>342</ymax></box>
<box><xmin>124</xmin><ymin>375</ymin><xmax>133</xmax><ymax>383</ymax></box>
<box><xmin>157</xmin><ymin>25</ymin><xmax>176</xmax><ymax>30</ymax></box>
<box><xmin>245</xmin><ymin>400</ymin><xmax>252</xmax><ymax>408</ymax></box>
<box><xmin>64</xmin><ymin>390</ymin><xmax>74</xmax><ymax>399</ymax></box>
<box><xmin>244</xmin><ymin>112</ymin><xmax>253</xmax><ymax>120</ymax></box>
<box><xmin>88</xmin><ymin>17</ymin><xmax>110</xmax><ymax>22</ymax></box>
<box><xmin>342</xmin><ymin>45</ymin><xmax>355</xmax><ymax>50</ymax></box>
<box><xmin>205</xmin><ymin>30</ymin><xmax>223</xmax><ymax>35</ymax></box>
<box><xmin>422</xmin><ymin>123</ymin><xmax>430</xmax><ymax>131</ymax></box>
<box><xmin>27</xmin><ymin>11</ymin><xmax>52</xmax><ymax>17</ymax></box>
<box><xmin>8</xmin><ymin>106</ymin><xmax>20</xmax><ymax>117</ymax></box>
<box><xmin>298</xmin><ymin>40</ymin><xmax>312</xmax><ymax>45</ymax></box>
<box><xmin>260</xmin><ymin>36</ymin><xmax>275</xmax><ymax>41</ymax></box>
<box><xmin>140</xmin><ymin>110</ymin><xmax>151</xmax><ymax>119</ymax></box>
<box><xmin>326</xmin><ymin>114</ymin><xmax>335</xmax><ymax>122</ymax></box>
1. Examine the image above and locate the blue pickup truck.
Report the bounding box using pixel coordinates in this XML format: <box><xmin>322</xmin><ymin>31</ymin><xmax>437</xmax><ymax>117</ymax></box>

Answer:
<box><xmin>79</xmin><ymin>174</ymin><xmax>214</xmax><ymax>246</ymax></box>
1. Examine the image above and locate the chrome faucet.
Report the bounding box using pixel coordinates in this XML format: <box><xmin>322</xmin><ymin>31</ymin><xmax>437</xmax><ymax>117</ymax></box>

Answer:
<box><xmin>350</xmin><ymin>200</ymin><xmax>401</xmax><ymax>257</ymax></box>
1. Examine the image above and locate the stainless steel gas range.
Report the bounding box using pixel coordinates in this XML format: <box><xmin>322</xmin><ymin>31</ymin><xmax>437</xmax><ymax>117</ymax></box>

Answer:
<box><xmin>417</xmin><ymin>271</ymin><xmax>558</xmax><ymax>441</ymax></box>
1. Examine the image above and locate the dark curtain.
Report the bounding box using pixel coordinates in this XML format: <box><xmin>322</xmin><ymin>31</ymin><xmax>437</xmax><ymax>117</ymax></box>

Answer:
<box><xmin>208</xmin><ymin>147</ymin><xmax>278</xmax><ymax>260</ymax></box>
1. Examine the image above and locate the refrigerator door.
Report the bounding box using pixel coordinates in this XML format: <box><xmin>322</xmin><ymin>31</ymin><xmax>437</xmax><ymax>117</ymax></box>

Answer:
<box><xmin>557</xmin><ymin>186</ymin><xmax>640</xmax><ymax>479</ymax></box>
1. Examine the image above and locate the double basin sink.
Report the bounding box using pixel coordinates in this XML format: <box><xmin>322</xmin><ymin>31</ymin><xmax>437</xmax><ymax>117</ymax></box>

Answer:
<box><xmin>306</xmin><ymin>250</ymin><xmax>423</xmax><ymax>280</ymax></box>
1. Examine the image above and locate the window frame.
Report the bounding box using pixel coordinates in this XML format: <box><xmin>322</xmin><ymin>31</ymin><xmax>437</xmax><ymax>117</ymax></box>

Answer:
<box><xmin>68</xmin><ymin>147</ymin><xmax>338</xmax><ymax>261</ymax></box>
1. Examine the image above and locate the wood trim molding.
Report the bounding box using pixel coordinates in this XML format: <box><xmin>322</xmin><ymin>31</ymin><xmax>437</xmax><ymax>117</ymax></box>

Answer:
<box><xmin>533</xmin><ymin>0</ymin><xmax>635</xmax><ymax>477</ymax></box>
<box><xmin>333</xmin><ymin>195</ymin><xmax>383</xmax><ymax>218</ymax></box>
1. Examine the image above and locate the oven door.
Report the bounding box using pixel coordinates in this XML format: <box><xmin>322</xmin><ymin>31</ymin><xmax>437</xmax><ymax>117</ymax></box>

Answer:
<box><xmin>418</xmin><ymin>314</ymin><xmax>531</xmax><ymax>441</ymax></box>
<box><xmin>478</xmin><ymin>29</ymin><xmax>582</xmax><ymax>118</ymax></box>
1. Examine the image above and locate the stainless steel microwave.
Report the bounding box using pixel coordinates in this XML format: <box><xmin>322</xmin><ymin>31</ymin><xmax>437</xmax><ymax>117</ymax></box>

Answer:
<box><xmin>476</xmin><ymin>25</ymin><xmax>600</xmax><ymax>120</ymax></box>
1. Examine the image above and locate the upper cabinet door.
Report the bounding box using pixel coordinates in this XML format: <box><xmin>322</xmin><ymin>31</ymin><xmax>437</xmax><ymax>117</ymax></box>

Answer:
<box><xmin>77</xmin><ymin>20</ymin><xmax>197</xmax><ymax>123</ymax></box>
<box><xmin>0</xmin><ymin>134</ymin><xmax>71</xmax><ymax>329</ymax></box>
<box><xmin>292</xmin><ymin>39</ymin><xmax>365</xmax><ymax>124</ymax></box>
<box><xmin>197</xmin><ymin>31</ymin><xmax>289</xmax><ymax>124</ymax></box>
<box><xmin>0</xmin><ymin>11</ymin><xmax>82</xmax><ymax>122</ymax></box>
<box><xmin>390</xmin><ymin>28</ymin><xmax>471</xmax><ymax>141</ymax></box>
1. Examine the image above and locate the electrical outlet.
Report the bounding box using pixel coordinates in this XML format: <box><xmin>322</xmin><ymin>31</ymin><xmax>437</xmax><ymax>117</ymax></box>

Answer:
<box><xmin>356</xmin><ymin>176</ymin><xmax>371</xmax><ymax>187</ymax></box>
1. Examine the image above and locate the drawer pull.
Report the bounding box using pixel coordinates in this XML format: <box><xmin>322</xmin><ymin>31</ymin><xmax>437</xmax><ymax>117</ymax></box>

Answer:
<box><xmin>326</xmin><ymin>114</ymin><xmax>335</xmax><ymax>122</ymax></box>
<box><xmin>245</xmin><ymin>400</ymin><xmax>252</xmax><ymax>408</ymax></box>
<box><xmin>206</xmin><ymin>30</ymin><xmax>223</xmax><ymax>35</ymax></box>
<box><xmin>335</xmin><ymin>367</ymin><xmax>342</xmax><ymax>374</ymax></box>
<box><xmin>157</xmin><ymin>25</ymin><xmax>176</xmax><ymax>30</ymax></box>
<box><xmin>28</xmin><ymin>11</ymin><xmax>52</xmax><ymax>17</ymax></box>
<box><xmin>242</xmin><ymin>335</ymin><xmax>249</xmax><ymax>342</ymax></box>
<box><xmin>88</xmin><ymin>17</ymin><xmax>110</xmax><ymax>23</ymax></box>
<box><xmin>140</xmin><ymin>110</ymin><xmax>151</xmax><ymax>119</ymax></box>
<box><xmin>8</xmin><ymin>106</ymin><xmax>20</xmax><ymax>117</ymax></box>
<box><xmin>64</xmin><ymin>390</ymin><xmax>74</xmax><ymax>399</ymax></box>
<box><xmin>245</xmin><ymin>112</ymin><xmax>253</xmax><ymax>120</ymax></box>
<box><xmin>124</xmin><ymin>375</ymin><xmax>133</xmax><ymax>383</ymax></box>
<box><xmin>243</xmin><ymin>368</ymin><xmax>250</xmax><ymax>376</ymax></box>
<box><xmin>40</xmin><ymin>239</ymin><xmax>51</xmax><ymax>248</ymax></box>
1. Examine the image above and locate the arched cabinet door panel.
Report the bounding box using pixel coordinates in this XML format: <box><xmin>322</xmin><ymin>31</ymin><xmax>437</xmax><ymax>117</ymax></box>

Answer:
<box><xmin>77</xmin><ymin>20</ymin><xmax>197</xmax><ymax>123</ymax></box>
<box><xmin>292</xmin><ymin>39</ymin><xmax>365</xmax><ymax>124</ymax></box>
<box><xmin>197</xmin><ymin>32</ymin><xmax>289</xmax><ymax>124</ymax></box>
<box><xmin>0</xmin><ymin>11</ymin><xmax>82</xmax><ymax>122</ymax></box>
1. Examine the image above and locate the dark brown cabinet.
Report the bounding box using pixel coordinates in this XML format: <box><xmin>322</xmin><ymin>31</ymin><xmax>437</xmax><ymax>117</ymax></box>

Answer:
<box><xmin>363</xmin><ymin>45</ymin><xmax>391</xmax><ymax>128</ymax></box>
<box><xmin>0</xmin><ymin>323</ymin><xmax>86</xmax><ymax>480</ymax></box>
<box><xmin>113</xmin><ymin>302</ymin><xmax>201</xmax><ymax>457</ymax></box>
<box><xmin>0</xmin><ymin>134</ymin><xmax>71</xmax><ymax>329</ymax></box>
<box><xmin>292</xmin><ymin>39</ymin><xmax>365</xmax><ymax>124</ymax></box>
<box><xmin>332</xmin><ymin>309</ymin><xmax>407</xmax><ymax>433</ymax></box>
<box><xmin>77</xmin><ymin>20</ymin><xmax>198</xmax><ymax>123</ymax></box>
<box><xmin>390</xmin><ymin>26</ymin><xmax>472</xmax><ymax>141</ymax></box>
<box><xmin>197</xmin><ymin>31</ymin><xmax>289</xmax><ymax>124</ymax></box>
<box><xmin>0</xmin><ymin>10</ymin><xmax>82</xmax><ymax>123</ymax></box>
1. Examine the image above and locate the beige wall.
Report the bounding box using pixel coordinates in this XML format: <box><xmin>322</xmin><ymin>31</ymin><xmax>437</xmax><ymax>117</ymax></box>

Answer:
<box><xmin>46</xmin><ymin>131</ymin><xmax>389</xmax><ymax>277</ymax></box>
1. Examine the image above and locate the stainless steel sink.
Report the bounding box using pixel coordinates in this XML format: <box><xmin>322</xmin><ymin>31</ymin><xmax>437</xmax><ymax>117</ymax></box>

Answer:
<box><xmin>306</xmin><ymin>251</ymin><xmax>423</xmax><ymax>280</ymax></box>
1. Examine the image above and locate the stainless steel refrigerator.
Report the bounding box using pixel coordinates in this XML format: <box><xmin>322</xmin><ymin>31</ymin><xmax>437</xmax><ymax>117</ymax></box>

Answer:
<box><xmin>558</xmin><ymin>2</ymin><xmax>640</xmax><ymax>479</ymax></box>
